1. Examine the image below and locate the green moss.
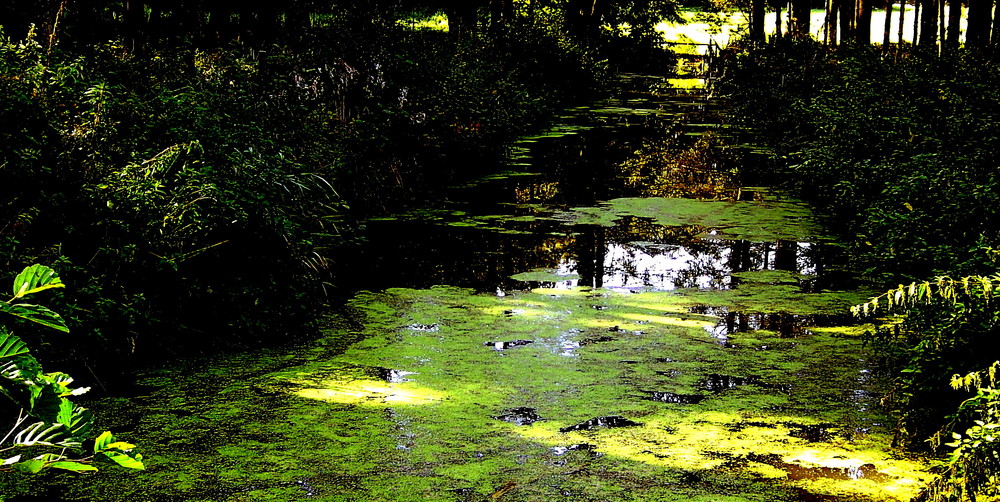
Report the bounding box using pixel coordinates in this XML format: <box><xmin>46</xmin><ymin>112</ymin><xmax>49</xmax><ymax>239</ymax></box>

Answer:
<box><xmin>552</xmin><ymin>191</ymin><xmax>830</xmax><ymax>242</ymax></box>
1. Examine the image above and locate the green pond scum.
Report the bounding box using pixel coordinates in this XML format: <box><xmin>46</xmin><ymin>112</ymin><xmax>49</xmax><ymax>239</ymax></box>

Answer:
<box><xmin>1</xmin><ymin>282</ymin><xmax>928</xmax><ymax>501</ymax></box>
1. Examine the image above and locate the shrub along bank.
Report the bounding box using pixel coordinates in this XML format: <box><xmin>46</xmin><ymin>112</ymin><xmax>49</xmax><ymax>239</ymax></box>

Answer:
<box><xmin>719</xmin><ymin>38</ymin><xmax>1000</xmax><ymax>500</ymax></box>
<box><xmin>0</xmin><ymin>9</ymin><xmax>620</xmax><ymax>381</ymax></box>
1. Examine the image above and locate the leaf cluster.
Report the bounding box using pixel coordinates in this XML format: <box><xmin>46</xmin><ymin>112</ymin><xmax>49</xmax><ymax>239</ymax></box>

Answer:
<box><xmin>0</xmin><ymin>265</ymin><xmax>142</xmax><ymax>474</ymax></box>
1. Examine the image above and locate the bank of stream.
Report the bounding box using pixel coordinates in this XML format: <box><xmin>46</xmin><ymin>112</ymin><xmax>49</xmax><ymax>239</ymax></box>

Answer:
<box><xmin>4</xmin><ymin>74</ymin><xmax>933</xmax><ymax>501</ymax></box>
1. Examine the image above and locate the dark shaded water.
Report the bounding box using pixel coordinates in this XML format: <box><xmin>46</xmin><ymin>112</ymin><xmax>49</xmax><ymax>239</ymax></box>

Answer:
<box><xmin>341</xmin><ymin>75</ymin><xmax>852</xmax><ymax>297</ymax></box>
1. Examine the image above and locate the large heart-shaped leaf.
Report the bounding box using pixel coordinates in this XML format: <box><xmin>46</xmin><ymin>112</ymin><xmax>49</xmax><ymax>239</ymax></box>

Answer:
<box><xmin>12</xmin><ymin>265</ymin><xmax>65</xmax><ymax>299</ymax></box>
<box><xmin>0</xmin><ymin>302</ymin><xmax>69</xmax><ymax>333</ymax></box>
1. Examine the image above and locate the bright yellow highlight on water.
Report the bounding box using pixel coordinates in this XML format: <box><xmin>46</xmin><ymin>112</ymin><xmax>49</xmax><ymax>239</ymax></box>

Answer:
<box><xmin>293</xmin><ymin>379</ymin><xmax>446</xmax><ymax>405</ymax></box>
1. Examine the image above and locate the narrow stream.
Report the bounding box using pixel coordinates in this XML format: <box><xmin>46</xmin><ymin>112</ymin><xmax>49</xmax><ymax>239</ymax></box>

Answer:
<box><xmin>8</xmin><ymin>75</ymin><xmax>932</xmax><ymax>501</ymax></box>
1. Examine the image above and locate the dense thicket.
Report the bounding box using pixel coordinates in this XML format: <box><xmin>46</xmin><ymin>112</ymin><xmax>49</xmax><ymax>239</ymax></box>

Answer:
<box><xmin>0</xmin><ymin>2</ymin><xmax>676</xmax><ymax>381</ymax></box>
<box><xmin>720</xmin><ymin>39</ymin><xmax>1000</xmax><ymax>499</ymax></box>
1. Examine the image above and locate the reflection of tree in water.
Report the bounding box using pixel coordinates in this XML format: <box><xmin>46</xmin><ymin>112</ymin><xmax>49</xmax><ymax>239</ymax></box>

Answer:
<box><xmin>559</xmin><ymin>214</ymin><xmax>830</xmax><ymax>291</ymax></box>
<box><xmin>617</xmin><ymin>133</ymin><xmax>740</xmax><ymax>200</ymax></box>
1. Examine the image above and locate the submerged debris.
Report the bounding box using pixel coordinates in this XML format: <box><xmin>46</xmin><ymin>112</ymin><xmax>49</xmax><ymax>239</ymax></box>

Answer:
<box><xmin>484</xmin><ymin>339</ymin><xmax>534</xmax><ymax>351</ymax></box>
<box><xmin>644</xmin><ymin>391</ymin><xmax>706</xmax><ymax>404</ymax></box>
<box><xmin>367</xmin><ymin>367</ymin><xmax>417</xmax><ymax>383</ymax></box>
<box><xmin>746</xmin><ymin>453</ymin><xmax>890</xmax><ymax>482</ymax></box>
<box><xmin>559</xmin><ymin>416</ymin><xmax>644</xmax><ymax>432</ymax></box>
<box><xmin>787</xmin><ymin>423</ymin><xmax>838</xmax><ymax>443</ymax></box>
<box><xmin>551</xmin><ymin>443</ymin><xmax>597</xmax><ymax>455</ymax></box>
<box><xmin>493</xmin><ymin>407</ymin><xmax>544</xmax><ymax>426</ymax></box>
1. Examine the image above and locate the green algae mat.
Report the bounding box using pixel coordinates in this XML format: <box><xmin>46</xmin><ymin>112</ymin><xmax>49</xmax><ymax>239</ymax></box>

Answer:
<box><xmin>2</xmin><ymin>281</ymin><xmax>930</xmax><ymax>501</ymax></box>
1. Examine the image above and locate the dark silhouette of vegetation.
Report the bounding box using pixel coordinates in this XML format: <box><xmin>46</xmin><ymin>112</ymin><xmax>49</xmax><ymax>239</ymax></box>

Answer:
<box><xmin>0</xmin><ymin>2</ymin><xmax>679</xmax><ymax>381</ymax></box>
<box><xmin>720</xmin><ymin>37</ymin><xmax>1000</xmax><ymax>500</ymax></box>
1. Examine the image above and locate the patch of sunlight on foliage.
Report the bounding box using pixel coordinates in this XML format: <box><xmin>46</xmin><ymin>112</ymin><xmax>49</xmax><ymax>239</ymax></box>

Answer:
<box><xmin>400</xmin><ymin>13</ymin><xmax>449</xmax><ymax>31</ymax></box>
<box><xmin>658</xmin><ymin>8</ymin><xmax>922</xmax><ymax>46</ymax></box>
<box><xmin>668</xmin><ymin>77</ymin><xmax>707</xmax><ymax>89</ymax></box>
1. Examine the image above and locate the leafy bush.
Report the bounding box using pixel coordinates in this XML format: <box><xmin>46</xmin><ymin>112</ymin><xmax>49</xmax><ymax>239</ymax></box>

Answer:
<box><xmin>1</xmin><ymin>265</ymin><xmax>142</xmax><ymax>474</ymax></box>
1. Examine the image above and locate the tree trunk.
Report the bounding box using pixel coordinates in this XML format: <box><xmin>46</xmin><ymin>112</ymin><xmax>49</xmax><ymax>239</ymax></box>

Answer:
<box><xmin>827</xmin><ymin>0</ymin><xmax>838</xmax><ymax>42</ymax></box>
<box><xmin>447</xmin><ymin>6</ymin><xmax>479</xmax><ymax>41</ymax></box>
<box><xmin>838</xmin><ymin>0</ymin><xmax>855</xmax><ymax>41</ymax></box>
<box><xmin>967</xmin><ymin>0</ymin><xmax>993</xmax><ymax>46</ymax></box>
<box><xmin>856</xmin><ymin>0</ymin><xmax>873</xmax><ymax>42</ymax></box>
<box><xmin>918</xmin><ymin>0</ymin><xmax>938</xmax><ymax>46</ymax></box>
<box><xmin>883</xmin><ymin>0</ymin><xmax>894</xmax><ymax>47</ymax></box>
<box><xmin>912</xmin><ymin>0</ymin><xmax>921</xmax><ymax>43</ymax></box>
<box><xmin>992</xmin><ymin>4</ymin><xmax>1000</xmax><ymax>47</ymax></box>
<box><xmin>750</xmin><ymin>0</ymin><xmax>767</xmax><ymax>42</ymax></box>
<box><xmin>946</xmin><ymin>0</ymin><xmax>962</xmax><ymax>47</ymax></box>
<box><xmin>123</xmin><ymin>0</ymin><xmax>145</xmax><ymax>53</ymax></box>
<box><xmin>792</xmin><ymin>0</ymin><xmax>811</xmax><ymax>37</ymax></box>
<box><xmin>776</xmin><ymin>4</ymin><xmax>784</xmax><ymax>37</ymax></box>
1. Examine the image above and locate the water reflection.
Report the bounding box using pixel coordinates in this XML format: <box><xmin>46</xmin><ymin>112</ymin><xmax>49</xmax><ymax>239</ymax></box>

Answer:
<box><xmin>343</xmin><ymin>74</ymin><xmax>850</xmax><ymax>299</ymax></box>
<box><xmin>548</xmin><ymin>231</ymin><xmax>820</xmax><ymax>292</ymax></box>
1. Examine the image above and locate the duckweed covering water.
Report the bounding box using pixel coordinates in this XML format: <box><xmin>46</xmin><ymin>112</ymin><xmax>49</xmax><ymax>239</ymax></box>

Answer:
<box><xmin>2</xmin><ymin>283</ymin><xmax>927</xmax><ymax>501</ymax></box>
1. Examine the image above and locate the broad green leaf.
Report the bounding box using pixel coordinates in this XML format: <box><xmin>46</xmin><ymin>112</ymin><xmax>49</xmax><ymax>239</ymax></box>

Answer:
<box><xmin>93</xmin><ymin>431</ymin><xmax>114</xmax><ymax>453</ymax></box>
<box><xmin>56</xmin><ymin>399</ymin><xmax>74</xmax><ymax>428</ymax></box>
<box><xmin>0</xmin><ymin>302</ymin><xmax>69</xmax><ymax>333</ymax></box>
<box><xmin>48</xmin><ymin>461</ymin><xmax>98</xmax><ymax>472</ymax></box>
<box><xmin>99</xmin><ymin>450</ymin><xmax>144</xmax><ymax>470</ymax></box>
<box><xmin>0</xmin><ymin>329</ymin><xmax>29</xmax><ymax>359</ymax></box>
<box><xmin>12</xmin><ymin>458</ymin><xmax>46</xmax><ymax>473</ymax></box>
<box><xmin>28</xmin><ymin>384</ymin><xmax>63</xmax><ymax>423</ymax></box>
<box><xmin>12</xmin><ymin>265</ymin><xmax>65</xmax><ymax>299</ymax></box>
<box><xmin>40</xmin><ymin>371</ymin><xmax>90</xmax><ymax>397</ymax></box>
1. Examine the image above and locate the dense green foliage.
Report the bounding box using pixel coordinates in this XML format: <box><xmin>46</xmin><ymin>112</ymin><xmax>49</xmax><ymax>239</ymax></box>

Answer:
<box><xmin>720</xmin><ymin>39</ymin><xmax>1000</xmax><ymax>283</ymax></box>
<box><xmin>0</xmin><ymin>264</ymin><xmax>143</xmax><ymax>474</ymax></box>
<box><xmin>720</xmin><ymin>39</ymin><xmax>1000</xmax><ymax>499</ymax></box>
<box><xmin>0</xmin><ymin>4</ymin><xmax>643</xmax><ymax>376</ymax></box>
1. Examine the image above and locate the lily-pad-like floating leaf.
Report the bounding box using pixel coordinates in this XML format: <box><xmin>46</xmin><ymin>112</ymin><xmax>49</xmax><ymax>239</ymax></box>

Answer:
<box><xmin>0</xmin><ymin>302</ymin><xmax>69</xmax><ymax>333</ymax></box>
<box><xmin>12</xmin><ymin>265</ymin><xmax>65</xmax><ymax>299</ymax></box>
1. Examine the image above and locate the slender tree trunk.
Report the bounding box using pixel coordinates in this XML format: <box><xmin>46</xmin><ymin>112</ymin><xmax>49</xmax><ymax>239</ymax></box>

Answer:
<box><xmin>123</xmin><ymin>0</ymin><xmax>145</xmax><ymax>53</ymax></box>
<box><xmin>897</xmin><ymin>0</ymin><xmax>907</xmax><ymax>44</ymax></box>
<box><xmin>918</xmin><ymin>0</ymin><xmax>938</xmax><ymax>46</ymax></box>
<box><xmin>839</xmin><ymin>0</ymin><xmax>855</xmax><ymax>41</ymax></box>
<box><xmin>946</xmin><ymin>0</ymin><xmax>962</xmax><ymax>47</ymax></box>
<box><xmin>938</xmin><ymin>0</ymin><xmax>946</xmax><ymax>50</ymax></box>
<box><xmin>750</xmin><ymin>0</ymin><xmax>767</xmax><ymax>42</ymax></box>
<box><xmin>856</xmin><ymin>0</ymin><xmax>873</xmax><ymax>42</ymax></box>
<box><xmin>912</xmin><ymin>0</ymin><xmax>921</xmax><ymax>43</ymax></box>
<box><xmin>992</xmin><ymin>4</ymin><xmax>1000</xmax><ymax>47</ymax></box>
<box><xmin>826</xmin><ymin>0</ymin><xmax>837</xmax><ymax>42</ymax></box>
<box><xmin>883</xmin><ymin>0</ymin><xmax>894</xmax><ymax>47</ymax></box>
<box><xmin>792</xmin><ymin>0</ymin><xmax>811</xmax><ymax>37</ymax></box>
<box><xmin>967</xmin><ymin>0</ymin><xmax>993</xmax><ymax>46</ymax></box>
<box><xmin>776</xmin><ymin>4</ymin><xmax>784</xmax><ymax>37</ymax></box>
